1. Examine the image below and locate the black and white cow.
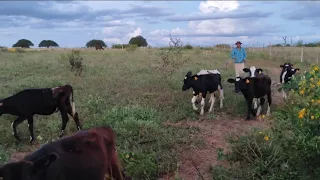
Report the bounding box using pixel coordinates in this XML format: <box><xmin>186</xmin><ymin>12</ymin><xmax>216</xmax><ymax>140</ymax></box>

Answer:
<box><xmin>182</xmin><ymin>69</ymin><xmax>224</xmax><ymax>115</ymax></box>
<box><xmin>243</xmin><ymin>66</ymin><xmax>264</xmax><ymax>109</ymax></box>
<box><xmin>227</xmin><ymin>74</ymin><xmax>272</xmax><ymax>120</ymax></box>
<box><xmin>279</xmin><ymin>63</ymin><xmax>300</xmax><ymax>99</ymax></box>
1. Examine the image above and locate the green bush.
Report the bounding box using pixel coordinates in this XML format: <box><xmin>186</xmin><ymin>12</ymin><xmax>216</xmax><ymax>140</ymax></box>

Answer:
<box><xmin>58</xmin><ymin>50</ymin><xmax>84</xmax><ymax>76</ymax></box>
<box><xmin>212</xmin><ymin>65</ymin><xmax>320</xmax><ymax>179</ymax></box>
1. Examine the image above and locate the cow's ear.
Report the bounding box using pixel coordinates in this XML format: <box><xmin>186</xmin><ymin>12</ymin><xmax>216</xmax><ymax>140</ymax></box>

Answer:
<box><xmin>243</xmin><ymin>68</ymin><xmax>250</xmax><ymax>72</ymax></box>
<box><xmin>186</xmin><ymin>71</ymin><xmax>192</xmax><ymax>77</ymax></box>
<box><xmin>257</xmin><ymin>68</ymin><xmax>263</xmax><ymax>74</ymax></box>
<box><xmin>32</xmin><ymin>153</ymin><xmax>59</xmax><ymax>172</ymax></box>
<box><xmin>295</xmin><ymin>68</ymin><xmax>300</xmax><ymax>72</ymax></box>
<box><xmin>227</xmin><ymin>78</ymin><xmax>235</xmax><ymax>83</ymax></box>
<box><xmin>280</xmin><ymin>65</ymin><xmax>284</xmax><ymax>68</ymax></box>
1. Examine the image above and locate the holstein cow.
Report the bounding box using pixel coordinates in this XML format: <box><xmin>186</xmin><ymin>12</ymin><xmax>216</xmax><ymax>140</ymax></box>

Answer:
<box><xmin>243</xmin><ymin>66</ymin><xmax>264</xmax><ymax>109</ymax></box>
<box><xmin>182</xmin><ymin>69</ymin><xmax>224</xmax><ymax>115</ymax></box>
<box><xmin>0</xmin><ymin>84</ymin><xmax>82</xmax><ymax>143</ymax></box>
<box><xmin>227</xmin><ymin>74</ymin><xmax>272</xmax><ymax>120</ymax></box>
<box><xmin>0</xmin><ymin>126</ymin><xmax>130</xmax><ymax>180</ymax></box>
<box><xmin>279</xmin><ymin>63</ymin><xmax>300</xmax><ymax>99</ymax></box>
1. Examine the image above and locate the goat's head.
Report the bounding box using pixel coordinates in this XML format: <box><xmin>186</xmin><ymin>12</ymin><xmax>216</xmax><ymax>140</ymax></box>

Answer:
<box><xmin>243</xmin><ymin>66</ymin><xmax>263</xmax><ymax>77</ymax></box>
<box><xmin>182</xmin><ymin>71</ymin><xmax>196</xmax><ymax>91</ymax></box>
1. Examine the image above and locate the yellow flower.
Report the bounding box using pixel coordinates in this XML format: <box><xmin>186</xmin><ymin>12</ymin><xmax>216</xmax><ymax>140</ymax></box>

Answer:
<box><xmin>317</xmin><ymin>81</ymin><xmax>320</xmax><ymax>87</ymax></box>
<box><xmin>258</xmin><ymin>131</ymin><xmax>263</xmax><ymax>134</ymax></box>
<box><xmin>317</xmin><ymin>100</ymin><xmax>320</xmax><ymax>104</ymax></box>
<box><xmin>298</xmin><ymin>114</ymin><xmax>304</xmax><ymax>119</ymax></box>
<box><xmin>310</xmin><ymin>78</ymin><xmax>314</xmax><ymax>82</ymax></box>
<box><xmin>311</xmin><ymin>84</ymin><xmax>315</xmax><ymax>89</ymax></box>
<box><xmin>314</xmin><ymin>66</ymin><xmax>319</xmax><ymax>71</ymax></box>
<box><xmin>298</xmin><ymin>108</ymin><xmax>306</xmax><ymax>119</ymax></box>
<box><xmin>125</xmin><ymin>154</ymin><xmax>130</xmax><ymax>159</ymax></box>
<box><xmin>299</xmin><ymin>90</ymin><xmax>304</xmax><ymax>95</ymax></box>
<box><xmin>311</xmin><ymin>115</ymin><xmax>315</xmax><ymax>120</ymax></box>
<box><xmin>264</xmin><ymin>136</ymin><xmax>269</xmax><ymax>141</ymax></box>
<box><xmin>262</xmin><ymin>115</ymin><xmax>265</xmax><ymax>118</ymax></box>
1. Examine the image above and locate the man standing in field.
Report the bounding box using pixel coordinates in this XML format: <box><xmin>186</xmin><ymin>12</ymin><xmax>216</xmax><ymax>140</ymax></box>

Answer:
<box><xmin>231</xmin><ymin>41</ymin><xmax>247</xmax><ymax>93</ymax></box>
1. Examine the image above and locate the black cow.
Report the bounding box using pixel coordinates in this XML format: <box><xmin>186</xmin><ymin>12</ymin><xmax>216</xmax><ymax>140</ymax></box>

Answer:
<box><xmin>0</xmin><ymin>84</ymin><xmax>82</xmax><ymax>143</ymax></box>
<box><xmin>243</xmin><ymin>66</ymin><xmax>264</xmax><ymax>109</ymax></box>
<box><xmin>279</xmin><ymin>63</ymin><xmax>300</xmax><ymax>99</ymax></box>
<box><xmin>0</xmin><ymin>126</ymin><xmax>131</xmax><ymax>180</ymax></box>
<box><xmin>227</xmin><ymin>75</ymin><xmax>272</xmax><ymax>120</ymax></box>
<box><xmin>182</xmin><ymin>70</ymin><xmax>224</xmax><ymax>115</ymax></box>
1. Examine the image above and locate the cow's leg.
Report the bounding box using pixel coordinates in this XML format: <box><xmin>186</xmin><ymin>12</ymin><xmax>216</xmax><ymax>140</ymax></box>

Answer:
<box><xmin>200</xmin><ymin>93</ymin><xmax>206</xmax><ymax>115</ymax></box>
<box><xmin>246</xmin><ymin>98</ymin><xmax>255</xmax><ymax>120</ymax></box>
<box><xmin>27</xmin><ymin>116</ymin><xmax>35</xmax><ymax>143</ymax></box>
<box><xmin>59</xmin><ymin>109</ymin><xmax>69</xmax><ymax>138</ymax></box>
<box><xmin>208</xmin><ymin>93</ymin><xmax>216</xmax><ymax>113</ymax></box>
<box><xmin>282</xmin><ymin>88</ymin><xmax>287</xmax><ymax>99</ymax></box>
<box><xmin>67</xmin><ymin>106</ymin><xmax>82</xmax><ymax>131</ymax></box>
<box><xmin>256</xmin><ymin>97</ymin><xmax>265</xmax><ymax>117</ymax></box>
<box><xmin>191</xmin><ymin>95</ymin><xmax>198</xmax><ymax>111</ymax></box>
<box><xmin>266</xmin><ymin>91</ymin><xmax>272</xmax><ymax>116</ymax></box>
<box><xmin>12</xmin><ymin>116</ymin><xmax>27</xmax><ymax>141</ymax></box>
<box><xmin>253</xmin><ymin>98</ymin><xmax>258</xmax><ymax>109</ymax></box>
<box><xmin>218</xmin><ymin>85</ymin><xmax>224</xmax><ymax>108</ymax></box>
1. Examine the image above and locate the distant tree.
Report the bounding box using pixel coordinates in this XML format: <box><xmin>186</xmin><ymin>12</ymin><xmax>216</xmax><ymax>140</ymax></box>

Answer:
<box><xmin>272</xmin><ymin>44</ymin><xmax>283</xmax><ymax>47</ymax></box>
<box><xmin>38</xmin><ymin>40</ymin><xmax>59</xmax><ymax>48</ymax></box>
<box><xmin>85</xmin><ymin>39</ymin><xmax>107</xmax><ymax>48</ymax></box>
<box><xmin>12</xmin><ymin>39</ymin><xmax>34</xmax><ymax>48</ymax></box>
<box><xmin>215</xmin><ymin>44</ymin><xmax>231</xmax><ymax>48</ymax></box>
<box><xmin>128</xmin><ymin>35</ymin><xmax>148</xmax><ymax>47</ymax></box>
<box><xmin>296</xmin><ymin>40</ymin><xmax>304</xmax><ymax>47</ymax></box>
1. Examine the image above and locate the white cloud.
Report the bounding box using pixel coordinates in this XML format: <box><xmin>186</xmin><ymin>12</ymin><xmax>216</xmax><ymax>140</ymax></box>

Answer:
<box><xmin>104</xmin><ymin>38</ymin><xmax>122</xmax><ymax>44</ymax></box>
<box><xmin>127</xmin><ymin>27</ymin><xmax>142</xmax><ymax>38</ymax></box>
<box><xmin>199</xmin><ymin>0</ymin><xmax>239</xmax><ymax>13</ymax></box>
<box><xmin>102</xmin><ymin>27</ymin><xmax>117</xmax><ymax>34</ymax></box>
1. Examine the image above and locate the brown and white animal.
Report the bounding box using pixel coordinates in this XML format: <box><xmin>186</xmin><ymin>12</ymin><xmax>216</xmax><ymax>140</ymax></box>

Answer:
<box><xmin>182</xmin><ymin>69</ymin><xmax>224</xmax><ymax>115</ymax></box>
<box><xmin>95</xmin><ymin>43</ymin><xmax>104</xmax><ymax>50</ymax></box>
<box><xmin>0</xmin><ymin>84</ymin><xmax>81</xmax><ymax>143</ymax></box>
<box><xmin>279</xmin><ymin>63</ymin><xmax>300</xmax><ymax>99</ymax></box>
<box><xmin>0</xmin><ymin>126</ymin><xmax>131</xmax><ymax>180</ymax></box>
<box><xmin>227</xmin><ymin>74</ymin><xmax>272</xmax><ymax>120</ymax></box>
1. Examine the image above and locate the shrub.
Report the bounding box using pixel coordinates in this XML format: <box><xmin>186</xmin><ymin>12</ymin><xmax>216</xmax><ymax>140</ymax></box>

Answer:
<box><xmin>126</xmin><ymin>44</ymin><xmax>138</xmax><ymax>52</ymax></box>
<box><xmin>213</xmin><ymin>65</ymin><xmax>320</xmax><ymax>179</ymax></box>
<box><xmin>58</xmin><ymin>50</ymin><xmax>84</xmax><ymax>76</ymax></box>
<box><xmin>183</xmin><ymin>44</ymin><xmax>193</xmax><ymax>49</ymax></box>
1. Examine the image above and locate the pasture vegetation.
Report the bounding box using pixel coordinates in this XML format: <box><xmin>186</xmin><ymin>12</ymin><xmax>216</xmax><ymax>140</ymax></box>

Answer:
<box><xmin>0</xmin><ymin>45</ymin><xmax>319</xmax><ymax>179</ymax></box>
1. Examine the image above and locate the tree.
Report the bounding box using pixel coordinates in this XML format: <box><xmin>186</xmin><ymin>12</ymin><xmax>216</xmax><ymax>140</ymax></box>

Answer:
<box><xmin>85</xmin><ymin>39</ymin><xmax>107</xmax><ymax>48</ymax></box>
<box><xmin>38</xmin><ymin>40</ymin><xmax>59</xmax><ymax>48</ymax></box>
<box><xmin>296</xmin><ymin>40</ymin><xmax>304</xmax><ymax>47</ymax></box>
<box><xmin>128</xmin><ymin>35</ymin><xmax>148</xmax><ymax>47</ymax></box>
<box><xmin>282</xmin><ymin>36</ymin><xmax>287</xmax><ymax>46</ymax></box>
<box><xmin>12</xmin><ymin>39</ymin><xmax>34</xmax><ymax>48</ymax></box>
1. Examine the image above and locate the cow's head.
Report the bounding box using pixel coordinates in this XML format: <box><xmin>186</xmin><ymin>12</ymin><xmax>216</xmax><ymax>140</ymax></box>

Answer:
<box><xmin>51</xmin><ymin>86</ymin><xmax>64</xmax><ymax>98</ymax></box>
<box><xmin>280</xmin><ymin>63</ymin><xmax>300</xmax><ymax>82</ymax></box>
<box><xmin>0</xmin><ymin>153</ymin><xmax>59</xmax><ymax>180</ymax></box>
<box><xmin>182</xmin><ymin>71</ymin><xmax>197</xmax><ymax>91</ymax></box>
<box><xmin>243</xmin><ymin>66</ymin><xmax>263</xmax><ymax>77</ymax></box>
<box><xmin>227</xmin><ymin>77</ymin><xmax>251</xmax><ymax>91</ymax></box>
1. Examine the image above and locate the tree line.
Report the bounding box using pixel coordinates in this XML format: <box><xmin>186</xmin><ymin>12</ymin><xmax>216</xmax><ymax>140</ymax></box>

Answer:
<box><xmin>9</xmin><ymin>35</ymin><xmax>149</xmax><ymax>49</ymax></box>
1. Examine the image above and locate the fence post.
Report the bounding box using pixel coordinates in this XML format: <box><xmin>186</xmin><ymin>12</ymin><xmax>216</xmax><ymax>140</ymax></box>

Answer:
<box><xmin>269</xmin><ymin>42</ymin><xmax>272</xmax><ymax>57</ymax></box>
<box><xmin>300</xmin><ymin>47</ymin><xmax>304</xmax><ymax>62</ymax></box>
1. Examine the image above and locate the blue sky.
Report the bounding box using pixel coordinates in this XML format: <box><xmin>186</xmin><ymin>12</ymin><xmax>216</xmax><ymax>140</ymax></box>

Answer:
<box><xmin>0</xmin><ymin>1</ymin><xmax>320</xmax><ymax>48</ymax></box>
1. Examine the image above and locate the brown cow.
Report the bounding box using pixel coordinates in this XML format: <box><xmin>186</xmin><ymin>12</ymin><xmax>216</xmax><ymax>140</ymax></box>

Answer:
<box><xmin>0</xmin><ymin>126</ymin><xmax>131</xmax><ymax>180</ymax></box>
<box><xmin>95</xmin><ymin>43</ymin><xmax>104</xmax><ymax>50</ymax></box>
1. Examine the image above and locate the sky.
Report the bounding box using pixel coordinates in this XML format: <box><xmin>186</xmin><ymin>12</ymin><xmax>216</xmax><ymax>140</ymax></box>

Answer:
<box><xmin>0</xmin><ymin>1</ymin><xmax>320</xmax><ymax>48</ymax></box>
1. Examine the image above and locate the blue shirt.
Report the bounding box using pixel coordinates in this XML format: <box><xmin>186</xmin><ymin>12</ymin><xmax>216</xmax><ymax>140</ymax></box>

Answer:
<box><xmin>231</xmin><ymin>47</ymin><xmax>247</xmax><ymax>63</ymax></box>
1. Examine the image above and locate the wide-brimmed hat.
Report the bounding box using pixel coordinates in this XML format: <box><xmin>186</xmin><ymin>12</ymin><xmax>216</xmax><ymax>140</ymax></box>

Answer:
<box><xmin>235</xmin><ymin>41</ymin><xmax>242</xmax><ymax>45</ymax></box>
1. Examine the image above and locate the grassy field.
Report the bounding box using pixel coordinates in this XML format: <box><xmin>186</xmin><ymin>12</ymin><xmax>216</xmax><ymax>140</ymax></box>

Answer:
<box><xmin>0</xmin><ymin>47</ymin><xmax>317</xmax><ymax>179</ymax></box>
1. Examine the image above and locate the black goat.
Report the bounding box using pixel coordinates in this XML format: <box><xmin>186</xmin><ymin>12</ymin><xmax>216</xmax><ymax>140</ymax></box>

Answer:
<box><xmin>0</xmin><ymin>84</ymin><xmax>82</xmax><ymax>143</ymax></box>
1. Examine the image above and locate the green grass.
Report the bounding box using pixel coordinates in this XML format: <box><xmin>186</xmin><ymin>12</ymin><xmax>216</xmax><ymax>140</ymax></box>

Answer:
<box><xmin>0</xmin><ymin>47</ymin><xmax>315</xmax><ymax>179</ymax></box>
